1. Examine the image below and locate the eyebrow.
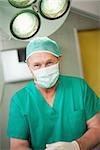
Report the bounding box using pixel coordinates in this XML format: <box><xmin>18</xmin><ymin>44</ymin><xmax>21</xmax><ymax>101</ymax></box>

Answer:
<box><xmin>31</xmin><ymin>58</ymin><xmax>54</xmax><ymax>64</ymax></box>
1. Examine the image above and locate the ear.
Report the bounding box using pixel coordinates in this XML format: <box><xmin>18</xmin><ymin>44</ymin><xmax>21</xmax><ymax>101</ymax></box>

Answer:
<box><xmin>27</xmin><ymin>63</ymin><xmax>32</xmax><ymax>73</ymax></box>
<box><xmin>28</xmin><ymin>66</ymin><xmax>37</xmax><ymax>81</ymax></box>
<box><xmin>58</xmin><ymin>55</ymin><xmax>62</xmax><ymax>62</ymax></box>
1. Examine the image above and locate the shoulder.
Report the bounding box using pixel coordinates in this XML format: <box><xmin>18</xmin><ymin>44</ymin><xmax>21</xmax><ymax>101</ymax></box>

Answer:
<box><xmin>11</xmin><ymin>81</ymin><xmax>34</xmax><ymax>105</ymax></box>
<box><xmin>60</xmin><ymin>75</ymin><xmax>99</xmax><ymax>99</ymax></box>
<box><xmin>13</xmin><ymin>81</ymin><xmax>32</xmax><ymax>95</ymax></box>
<box><xmin>59</xmin><ymin>74</ymin><xmax>93</xmax><ymax>95</ymax></box>
<box><xmin>60</xmin><ymin>74</ymin><xmax>86</xmax><ymax>86</ymax></box>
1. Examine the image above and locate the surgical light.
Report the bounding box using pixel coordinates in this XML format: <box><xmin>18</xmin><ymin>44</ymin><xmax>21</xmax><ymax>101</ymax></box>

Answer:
<box><xmin>40</xmin><ymin>0</ymin><xmax>70</xmax><ymax>19</ymax></box>
<box><xmin>10</xmin><ymin>10</ymin><xmax>40</xmax><ymax>40</ymax></box>
<box><xmin>0</xmin><ymin>0</ymin><xmax>71</xmax><ymax>40</ymax></box>
<box><xmin>8</xmin><ymin>0</ymin><xmax>36</xmax><ymax>8</ymax></box>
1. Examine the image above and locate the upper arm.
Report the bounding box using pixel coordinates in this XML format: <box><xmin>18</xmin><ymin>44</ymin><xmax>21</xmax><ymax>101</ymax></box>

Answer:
<box><xmin>87</xmin><ymin>112</ymin><xmax>100</xmax><ymax>129</ymax></box>
<box><xmin>10</xmin><ymin>138</ymin><xmax>30</xmax><ymax>149</ymax></box>
<box><xmin>7</xmin><ymin>95</ymin><xmax>29</xmax><ymax>140</ymax></box>
<box><xmin>82</xmin><ymin>80</ymin><xmax>100</xmax><ymax>121</ymax></box>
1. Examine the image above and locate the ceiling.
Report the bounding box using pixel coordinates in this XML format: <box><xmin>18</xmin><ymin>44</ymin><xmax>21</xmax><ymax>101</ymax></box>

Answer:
<box><xmin>72</xmin><ymin>0</ymin><xmax>100</xmax><ymax>19</ymax></box>
<box><xmin>0</xmin><ymin>0</ymin><xmax>99</xmax><ymax>40</ymax></box>
<box><xmin>0</xmin><ymin>0</ymin><xmax>99</xmax><ymax>18</ymax></box>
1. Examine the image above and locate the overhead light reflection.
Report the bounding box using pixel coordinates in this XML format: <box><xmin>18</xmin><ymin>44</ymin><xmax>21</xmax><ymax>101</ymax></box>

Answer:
<box><xmin>40</xmin><ymin>0</ymin><xmax>70</xmax><ymax>19</ymax></box>
<box><xmin>7</xmin><ymin>0</ymin><xmax>71</xmax><ymax>40</ymax></box>
<box><xmin>10</xmin><ymin>10</ymin><xmax>40</xmax><ymax>40</ymax></box>
<box><xmin>8</xmin><ymin>0</ymin><xmax>36</xmax><ymax>8</ymax></box>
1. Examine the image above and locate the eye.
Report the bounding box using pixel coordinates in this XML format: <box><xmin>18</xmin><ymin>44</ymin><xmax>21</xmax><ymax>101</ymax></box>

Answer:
<box><xmin>46</xmin><ymin>61</ymin><xmax>53</xmax><ymax>66</ymax></box>
<box><xmin>33</xmin><ymin>64</ymin><xmax>41</xmax><ymax>69</ymax></box>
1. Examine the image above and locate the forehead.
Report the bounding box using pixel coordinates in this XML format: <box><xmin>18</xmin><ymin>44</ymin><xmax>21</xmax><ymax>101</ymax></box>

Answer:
<box><xmin>27</xmin><ymin>52</ymin><xmax>57</xmax><ymax>63</ymax></box>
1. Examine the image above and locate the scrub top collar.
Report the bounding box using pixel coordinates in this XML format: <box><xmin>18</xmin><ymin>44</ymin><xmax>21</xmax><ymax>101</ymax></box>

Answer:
<box><xmin>27</xmin><ymin>75</ymin><xmax>62</xmax><ymax>112</ymax></box>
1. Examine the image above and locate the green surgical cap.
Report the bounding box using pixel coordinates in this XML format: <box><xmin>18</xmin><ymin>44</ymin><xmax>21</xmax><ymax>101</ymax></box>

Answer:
<box><xmin>26</xmin><ymin>37</ymin><xmax>61</xmax><ymax>61</ymax></box>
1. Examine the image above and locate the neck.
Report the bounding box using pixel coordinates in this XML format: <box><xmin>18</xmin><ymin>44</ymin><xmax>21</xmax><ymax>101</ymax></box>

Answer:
<box><xmin>35</xmin><ymin>81</ymin><xmax>58</xmax><ymax>97</ymax></box>
<box><xmin>35</xmin><ymin>81</ymin><xmax>58</xmax><ymax>107</ymax></box>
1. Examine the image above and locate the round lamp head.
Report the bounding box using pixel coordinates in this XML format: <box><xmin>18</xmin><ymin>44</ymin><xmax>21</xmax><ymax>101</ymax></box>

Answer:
<box><xmin>8</xmin><ymin>0</ymin><xmax>36</xmax><ymax>8</ymax></box>
<box><xmin>10</xmin><ymin>10</ymin><xmax>40</xmax><ymax>40</ymax></box>
<box><xmin>40</xmin><ymin>0</ymin><xmax>70</xmax><ymax>19</ymax></box>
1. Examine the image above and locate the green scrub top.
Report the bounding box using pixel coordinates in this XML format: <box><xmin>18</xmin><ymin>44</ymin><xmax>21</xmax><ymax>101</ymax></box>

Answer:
<box><xmin>7</xmin><ymin>75</ymin><xmax>100</xmax><ymax>150</ymax></box>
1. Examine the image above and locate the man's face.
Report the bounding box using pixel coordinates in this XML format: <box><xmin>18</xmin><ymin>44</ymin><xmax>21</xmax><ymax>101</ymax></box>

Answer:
<box><xmin>27</xmin><ymin>52</ymin><xmax>60</xmax><ymax>71</ymax></box>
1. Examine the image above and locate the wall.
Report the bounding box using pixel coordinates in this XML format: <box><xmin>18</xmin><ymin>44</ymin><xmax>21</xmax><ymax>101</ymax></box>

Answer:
<box><xmin>0</xmin><ymin>82</ymin><xmax>29</xmax><ymax>149</ymax></box>
<box><xmin>78</xmin><ymin>29</ymin><xmax>100</xmax><ymax>96</ymax></box>
<box><xmin>72</xmin><ymin>0</ymin><xmax>100</xmax><ymax>18</ymax></box>
<box><xmin>50</xmin><ymin>10</ymin><xmax>99</xmax><ymax>76</ymax></box>
<box><xmin>0</xmin><ymin>11</ymin><xmax>99</xmax><ymax>149</ymax></box>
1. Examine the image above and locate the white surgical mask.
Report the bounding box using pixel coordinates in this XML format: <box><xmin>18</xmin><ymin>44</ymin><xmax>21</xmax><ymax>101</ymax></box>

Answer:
<box><xmin>31</xmin><ymin>63</ymin><xmax>59</xmax><ymax>88</ymax></box>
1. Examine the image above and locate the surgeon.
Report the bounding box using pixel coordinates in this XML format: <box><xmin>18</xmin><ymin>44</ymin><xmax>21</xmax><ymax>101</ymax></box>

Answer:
<box><xmin>7</xmin><ymin>37</ymin><xmax>100</xmax><ymax>150</ymax></box>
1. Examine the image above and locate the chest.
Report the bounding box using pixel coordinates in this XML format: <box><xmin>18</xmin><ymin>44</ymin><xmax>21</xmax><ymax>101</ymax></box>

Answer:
<box><xmin>25</xmin><ymin>84</ymin><xmax>87</xmax><ymax>149</ymax></box>
<box><xmin>27</xmin><ymin>102</ymin><xmax>87</xmax><ymax>150</ymax></box>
